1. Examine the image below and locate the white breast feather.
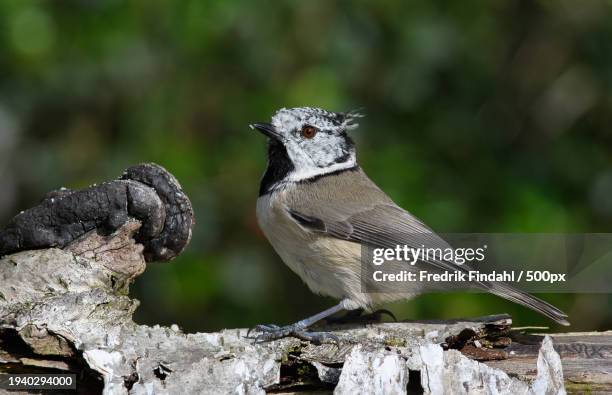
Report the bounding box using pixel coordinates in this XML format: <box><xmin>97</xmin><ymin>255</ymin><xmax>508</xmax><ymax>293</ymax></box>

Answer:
<box><xmin>256</xmin><ymin>189</ymin><xmax>372</xmax><ymax>308</ymax></box>
<box><xmin>256</xmin><ymin>187</ymin><xmax>417</xmax><ymax>309</ymax></box>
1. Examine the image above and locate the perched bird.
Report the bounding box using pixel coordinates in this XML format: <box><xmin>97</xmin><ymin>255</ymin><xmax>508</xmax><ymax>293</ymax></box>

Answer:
<box><xmin>249</xmin><ymin>107</ymin><xmax>569</xmax><ymax>343</ymax></box>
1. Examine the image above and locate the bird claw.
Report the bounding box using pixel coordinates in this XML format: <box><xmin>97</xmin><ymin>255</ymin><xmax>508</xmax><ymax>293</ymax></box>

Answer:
<box><xmin>246</xmin><ymin>323</ymin><xmax>339</xmax><ymax>345</ymax></box>
<box><xmin>246</xmin><ymin>323</ymin><xmax>279</xmax><ymax>338</ymax></box>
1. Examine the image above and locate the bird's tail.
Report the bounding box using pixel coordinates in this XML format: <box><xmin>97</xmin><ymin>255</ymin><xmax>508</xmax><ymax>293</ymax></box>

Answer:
<box><xmin>488</xmin><ymin>282</ymin><xmax>570</xmax><ymax>326</ymax></box>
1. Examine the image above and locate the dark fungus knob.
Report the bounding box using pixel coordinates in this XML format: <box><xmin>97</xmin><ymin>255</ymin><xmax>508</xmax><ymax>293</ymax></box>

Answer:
<box><xmin>0</xmin><ymin>163</ymin><xmax>194</xmax><ymax>262</ymax></box>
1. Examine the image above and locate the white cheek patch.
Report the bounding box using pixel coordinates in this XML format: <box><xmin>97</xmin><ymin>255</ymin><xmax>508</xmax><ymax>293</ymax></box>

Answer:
<box><xmin>284</xmin><ymin>137</ymin><xmax>356</xmax><ymax>182</ymax></box>
<box><xmin>301</xmin><ymin>133</ymin><xmax>348</xmax><ymax>164</ymax></box>
<box><xmin>284</xmin><ymin>139</ymin><xmax>315</xmax><ymax>168</ymax></box>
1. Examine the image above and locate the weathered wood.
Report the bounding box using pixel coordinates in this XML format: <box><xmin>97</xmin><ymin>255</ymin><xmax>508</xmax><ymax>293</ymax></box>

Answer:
<box><xmin>0</xmin><ymin>231</ymin><xmax>606</xmax><ymax>394</ymax></box>
<box><xmin>486</xmin><ymin>331</ymin><xmax>612</xmax><ymax>394</ymax></box>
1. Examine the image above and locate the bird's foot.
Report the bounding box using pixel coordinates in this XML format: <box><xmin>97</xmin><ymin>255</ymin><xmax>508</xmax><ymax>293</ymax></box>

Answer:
<box><xmin>326</xmin><ymin>308</ymin><xmax>397</xmax><ymax>325</ymax></box>
<box><xmin>246</xmin><ymin>323</ymin><xmax>339</xmax><ymax>345</ymax></box>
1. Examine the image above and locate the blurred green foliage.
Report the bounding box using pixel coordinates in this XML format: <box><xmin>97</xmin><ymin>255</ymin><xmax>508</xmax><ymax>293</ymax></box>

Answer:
<box><xmin>0</xmin><ymin>0</ymin><xmax>610</xmax><ymax>332</ymax></box>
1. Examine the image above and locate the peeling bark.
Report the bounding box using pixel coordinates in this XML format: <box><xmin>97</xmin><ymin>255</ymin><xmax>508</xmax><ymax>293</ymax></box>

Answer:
<box><xmin>0</xmin><ymin>241</ymin><xmax>579</xmax><ymax>394</ymax></box>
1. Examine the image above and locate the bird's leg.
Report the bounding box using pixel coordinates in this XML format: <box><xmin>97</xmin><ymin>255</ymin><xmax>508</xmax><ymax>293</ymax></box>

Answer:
<box><xmin>325</xmin><ymin>308</ymin><xmax>397</xmax><ymax>324</ymax></box>
<box><xmin>247</xmin><ymin>300</ymin><xmax>353</xmax><ymax>344</ymax></box>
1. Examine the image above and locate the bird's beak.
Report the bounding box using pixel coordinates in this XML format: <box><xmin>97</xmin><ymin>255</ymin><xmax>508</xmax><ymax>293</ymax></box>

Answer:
<box><xmin>250</xmin><ymin>122</ymin><xmax>281</xmax><ymax>140</ymax></box>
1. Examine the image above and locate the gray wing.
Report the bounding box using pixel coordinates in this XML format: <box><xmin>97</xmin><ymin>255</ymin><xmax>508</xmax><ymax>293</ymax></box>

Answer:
<box><xmin>287</xmin><ymin>202</ymin><xmax>471</xmax><ymax>277</ymax></box>
<box><xmin>284</xmin><ymin>169</ymin><xmax>569</xmax><ymax>324</ymax></box>
<box><xmin>284</xmin><ymin>168</ymin><xmax>470</xmax><ymax>276</ymax></box>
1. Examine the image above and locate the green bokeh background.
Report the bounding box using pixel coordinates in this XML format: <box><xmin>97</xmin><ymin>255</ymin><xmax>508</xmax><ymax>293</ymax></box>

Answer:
<box><xmin>0</xmin><ymin>1</ymin><xmax>610</xmax><ymax>332</ymax></box>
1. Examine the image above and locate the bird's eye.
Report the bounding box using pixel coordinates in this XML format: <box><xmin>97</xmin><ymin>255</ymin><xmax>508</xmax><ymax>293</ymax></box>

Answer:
<box><xmin>301</xmin><ymin>125</ymin><xmax>318</xmax><ymax>139</ymax></box>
